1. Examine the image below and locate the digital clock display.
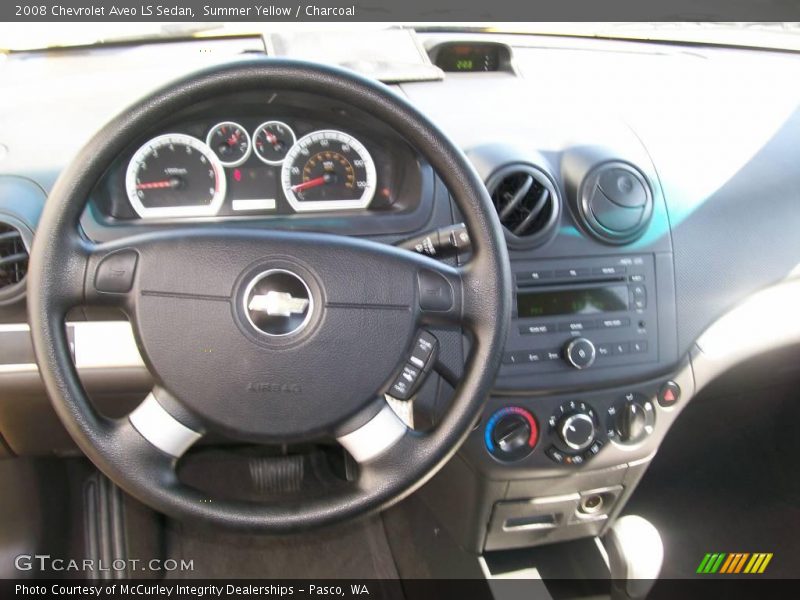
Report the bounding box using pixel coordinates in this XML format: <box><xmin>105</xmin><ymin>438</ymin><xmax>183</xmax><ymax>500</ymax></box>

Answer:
<box><xmin>517</xmin><ymin>286</ymin><xmax>629</xmax><ymax>318</ymax></box>
<box><xmin>433</xmin><ymin>43</ymin><xmax>503</xmax><ymax>72</ymax></box>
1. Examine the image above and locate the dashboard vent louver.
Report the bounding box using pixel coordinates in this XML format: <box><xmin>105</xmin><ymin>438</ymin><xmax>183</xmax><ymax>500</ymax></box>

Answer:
<box><xmin>0</xmin><ymin>221</ymin><xmax>28</xmax><ymax>294</ymax></box>
<box><xmin>487</xmin><ymin>164</ymin><xmax>560</xmax><ymax>247</ymax></box>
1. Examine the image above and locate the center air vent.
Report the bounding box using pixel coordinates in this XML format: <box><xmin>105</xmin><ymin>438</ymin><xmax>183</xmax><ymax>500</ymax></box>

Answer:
<box><xmin>486</xmin><ymin>164</ymin><xmax>560</xmax><ymax>248</ymax></box>
<box><xmin>0</xmin><ymin>219</ymin><xmax>29</xmax><ymax>305</ymax></box>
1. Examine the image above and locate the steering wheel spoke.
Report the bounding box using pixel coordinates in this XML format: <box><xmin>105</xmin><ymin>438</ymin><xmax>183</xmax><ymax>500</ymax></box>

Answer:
<box><xmin>336</xmin><ymin>400</ymin><xmax>409</xmax><ymax>464</ymax></box>
<box><xmin>127</xmin><ymin>386</ymin><xmax>205</xmax><ymax>459</ymax></box>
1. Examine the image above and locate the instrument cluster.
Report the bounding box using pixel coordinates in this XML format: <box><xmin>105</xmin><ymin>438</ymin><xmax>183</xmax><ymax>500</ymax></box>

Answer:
<box><xmin>100</xmin><ymin>109</ymin><xmax>417</xmax><ymax>222</ymax></box>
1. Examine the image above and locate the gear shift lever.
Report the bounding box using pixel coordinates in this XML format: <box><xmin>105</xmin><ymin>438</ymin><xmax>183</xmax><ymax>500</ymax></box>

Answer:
<box><xmin>602</xmin><ymin>515</ymin><xmax>663</xmax><ymax>599</ymax></box>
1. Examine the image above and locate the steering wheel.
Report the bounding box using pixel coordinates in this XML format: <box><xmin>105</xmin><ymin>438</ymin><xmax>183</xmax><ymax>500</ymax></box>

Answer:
<box><xmin>27</xmin><ymin>59</ymin><xmax>511</xmax><ymax>531</ymax></box>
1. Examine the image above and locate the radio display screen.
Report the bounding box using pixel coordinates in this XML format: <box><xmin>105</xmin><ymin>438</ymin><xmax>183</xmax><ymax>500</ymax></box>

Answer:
<box><xmin>517</xmin><ymin>286</ymin><xmax>629</xmax><ymax>318</ymax></box>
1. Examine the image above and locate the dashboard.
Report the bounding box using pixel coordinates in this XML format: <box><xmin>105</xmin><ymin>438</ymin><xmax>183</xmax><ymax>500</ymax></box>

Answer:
<box><xmin>2</xmin><ymin>29</ymin><xmax>800</xmax><ymax>553</ymax></box>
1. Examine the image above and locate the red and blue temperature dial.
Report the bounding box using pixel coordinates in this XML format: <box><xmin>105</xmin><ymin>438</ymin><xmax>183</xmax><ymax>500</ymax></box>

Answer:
<box><xmin>485</xmin><ymin>406</ymin><xmax>538</xmax><ymax>462</ymax></box>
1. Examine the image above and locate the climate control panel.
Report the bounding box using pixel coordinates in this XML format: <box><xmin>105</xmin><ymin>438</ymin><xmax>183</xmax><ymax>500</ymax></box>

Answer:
<box><xmin>475</xmin><ymin>374</ymin><xmax>686</xmax><ymax>472</ymax></box>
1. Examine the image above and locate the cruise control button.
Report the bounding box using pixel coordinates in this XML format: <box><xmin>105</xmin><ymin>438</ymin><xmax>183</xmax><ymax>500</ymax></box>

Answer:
<box><xmin>390</xmin><ymin>363</ymin><xmax>421</xmax><ymax>400</ymax></box>
<box><xmin>95</xmin><ymin>249</ymin><xmax>138</xmax><ymax>293</ymax></box>
<box><xmin>409</xmin><ymin>331</ymin><xmax>438</xmax><ymax>368</ymax></box>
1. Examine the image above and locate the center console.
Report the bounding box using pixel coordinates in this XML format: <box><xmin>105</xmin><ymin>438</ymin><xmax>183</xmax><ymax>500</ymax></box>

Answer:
<box><xmin>419</xmin><ymin>141</ymin><xmax>685</xmax><ymax>554</ymax></box>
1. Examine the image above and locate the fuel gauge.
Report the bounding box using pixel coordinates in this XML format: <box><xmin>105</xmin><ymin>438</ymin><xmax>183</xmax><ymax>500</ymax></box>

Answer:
<box><xmin>206</xmin><ymin>121</ymin><xmax>251</xmax><ymax>167</ymax></box>
<box><xmin>254</xmin><ymin>121</ymin><xmax>296</xmax><ymax>165</ymax></box>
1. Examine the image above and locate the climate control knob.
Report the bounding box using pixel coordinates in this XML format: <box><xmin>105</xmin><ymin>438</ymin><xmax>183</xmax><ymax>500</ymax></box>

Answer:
<box><xmin>609</xmin><ymin>393</ymin><xmax>656</xmax><ymax>445</ymax></box>
<box><xmin>559</xmin><ymin>413</ymin><xmax>596</xmax><ymax>451</ymax></box>
<box><xmin>485</xmin><ymin>407</ymin><xmax>538</xmax><ymax>462</ymax></box>
<box><xmin>564</xmin><ymin>337</ymin><xmax>596</xmax><ymax>369</ymax></box>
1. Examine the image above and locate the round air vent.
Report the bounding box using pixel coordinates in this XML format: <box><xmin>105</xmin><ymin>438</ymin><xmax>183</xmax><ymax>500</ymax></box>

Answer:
<box><xmin>578</xmin><ymin>162</ymin><xmax>653</xmax><ymax>245</ymax></box>
<box><xmin>0</xmin><ymin>218</ymin><xmax>30</xmax><ymax>305</ymax></box>
<box><xmin>486</xmin><ymin>164</ymin><xmax>560</xmax><ymax>248</ymax></box>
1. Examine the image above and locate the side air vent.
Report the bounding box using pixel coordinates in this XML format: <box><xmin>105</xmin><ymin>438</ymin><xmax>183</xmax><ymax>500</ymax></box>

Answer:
<box><xmin>577</xmin><ymin>162</ymin><xmax>653</xmax><ymax>245</ymax></box>
<box><xmin>0</xmin><ymin>219</ymin><xmax>29</xmax><ymax>305</ymax></box>
<box><xmin>486</xmin><ymin>164</ymin><xmax>560</xmax><ymax>248</ymax></box>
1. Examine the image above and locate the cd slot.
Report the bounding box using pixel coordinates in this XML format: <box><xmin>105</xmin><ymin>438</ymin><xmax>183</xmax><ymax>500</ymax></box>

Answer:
<box><xmin>517</xmin><ymin>275</ymin><xmax>626</xmax><ymax>288</ymax></box>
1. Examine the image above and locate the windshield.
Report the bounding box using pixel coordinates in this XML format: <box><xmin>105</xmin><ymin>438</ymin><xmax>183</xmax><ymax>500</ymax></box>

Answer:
<box><xmin>2</xmin><ymin>22</ymin><xmax>800</xmax><ymax>52</ymax></box>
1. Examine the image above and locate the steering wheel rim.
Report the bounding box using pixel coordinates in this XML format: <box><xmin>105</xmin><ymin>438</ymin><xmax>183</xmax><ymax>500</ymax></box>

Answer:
<box><xmin>27</xmin><ymin>58</ymin><xmax>511</xmax><ymax>531</ymax></box>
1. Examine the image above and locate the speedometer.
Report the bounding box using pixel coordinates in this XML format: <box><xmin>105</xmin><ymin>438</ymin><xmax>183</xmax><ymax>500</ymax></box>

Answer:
<box><xmin>125</xmin><ymin>133</ymin><xmax>226</xmax><ymax>219</ymax></box>
<box><xmin>281</xmin><ymin>130</ymin><xmax>376</xmax><ymax>212</ymax></box>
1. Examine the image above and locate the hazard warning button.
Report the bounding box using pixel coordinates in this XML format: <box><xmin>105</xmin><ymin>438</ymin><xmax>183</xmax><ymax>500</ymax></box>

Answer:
<box><xmin>658</xmin><ymin>381</ymin><xmax>681</xmax><ymax>407</ymax></box>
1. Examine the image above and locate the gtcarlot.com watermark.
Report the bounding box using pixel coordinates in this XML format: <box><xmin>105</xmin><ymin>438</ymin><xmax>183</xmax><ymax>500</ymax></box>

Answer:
<box><xmin>14</xmin><ymin>554</ymin><xmax>194</xmax><ymax>574</ymax></box>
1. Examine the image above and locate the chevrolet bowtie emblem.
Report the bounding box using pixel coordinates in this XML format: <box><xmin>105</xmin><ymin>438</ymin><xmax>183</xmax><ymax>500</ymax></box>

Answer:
<box><xmin>248</xmin><ymin>291</ymin><xmax>310</xmax><ymax>317</ymax></box>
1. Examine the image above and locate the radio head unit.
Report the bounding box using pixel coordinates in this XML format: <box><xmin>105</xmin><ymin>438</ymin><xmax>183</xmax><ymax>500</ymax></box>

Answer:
<box><xmin>500</xmin><ymin>254</ymin><xmax>663</xmax><ymax>386</ymax></box>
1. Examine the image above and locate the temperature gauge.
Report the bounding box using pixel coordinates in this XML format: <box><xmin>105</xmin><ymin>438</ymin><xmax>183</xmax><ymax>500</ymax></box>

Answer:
<box><xmin>206</xmin><ymin>121</ymin><xmax>251</xmax><ymax>167</ymax></box>
<box><xmin>253</xmin><ymin>121</ymin><xmax>296</xmax><ymax>165</ymax></box>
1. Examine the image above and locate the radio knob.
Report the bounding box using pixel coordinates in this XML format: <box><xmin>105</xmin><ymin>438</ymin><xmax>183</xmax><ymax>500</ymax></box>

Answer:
<box><xmin>559</xmin><ymin>413</ymin><xmax>596</xmax><ymax>451</ymax></box>
<box><xmin>564</xmin><ymin>337</ymin><xmax>596</xmax><ymax>369</ymax></box>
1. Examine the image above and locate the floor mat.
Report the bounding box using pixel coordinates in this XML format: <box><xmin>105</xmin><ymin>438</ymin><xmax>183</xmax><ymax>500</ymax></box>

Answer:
<box><xmin>163</xmin><ymin>514</ymin><xmax>401</xmax><ymax>580</ymax></box>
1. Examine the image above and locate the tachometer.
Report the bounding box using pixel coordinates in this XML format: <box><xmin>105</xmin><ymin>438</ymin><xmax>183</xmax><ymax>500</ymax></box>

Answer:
<box><xmin>281</xmin><ymin>130</ymin><xmax>376</xmax><ymax>212</ymax></box>
<box><xmin>125</xmin><ymin>134</ymin><xmax>226</xmax><ymax>219</ymax></box>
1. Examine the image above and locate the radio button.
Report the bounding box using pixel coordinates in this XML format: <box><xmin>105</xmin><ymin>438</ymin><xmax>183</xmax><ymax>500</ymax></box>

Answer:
<box><xmin>502</xmin><ymin>351</ymin><xmax>527</xmax><ymax>365</ymax></box>
<box><xmin>519</xmin><ymin>323</ymin><xmax>555</xmax><ymax>335</ymax></box>
<box><xmin>612</xmin><ymin>342</ymin><xmax>630</xmax><ymax>355</ymax></box>
<box><xmin>564</xmin><ymin>338</ymin><xmax>597</xmax><ymax>369</ymax></box>
<box><xmin>630</xmin><ymin>341</ymin><xmax>648</xmax><ymax>353</ymax></box>
<box><xmin>630</xmin><ymin>285</ymin><xmax>647</xmax><ymax>309</ymax></box>
<box><xmin>593</xmin><ymin>266</ymin><xmax>627</xmax><ymax>276</ymax></box>
<box><xmin>600</xmin><ymin>317</ymin><xmax>630</xmax><ymax>329</ymax></box>
<box><xmin>597</xmin><ymin>343</ymin><xmax>613</xmax><ymax>357</ymax></box>
<box><xmin>555</xmin><ymin>268</ymin><xmax>591</xmax><ymax>279</ymax></box>
<box><xmin>516</xmin><ymin>269</ymin><xmax>552</xmax><ymax>283</ymax></box>
<box><xmin>559</xmin><ymin>319</ymin><xmax>597</xmax><ymax>333</ymax></box>
<box><xmin>629</xmin><ymin>274</ymin><xmax>645</xmax><ymax>283</ymax></box>
<box><xmin>545</xmin><ymin>349</ymin><xmax>562</xmax><ymax>361</ymax></box>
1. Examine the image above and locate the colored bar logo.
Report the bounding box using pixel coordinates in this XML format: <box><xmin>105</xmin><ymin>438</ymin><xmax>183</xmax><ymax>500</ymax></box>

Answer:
<box><xmin>697</xmin><ymin>553</ymin><xmax>773</xmax><ymax>574</ymax></box>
